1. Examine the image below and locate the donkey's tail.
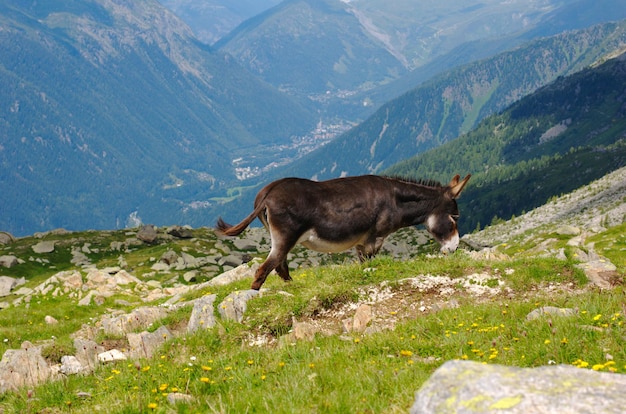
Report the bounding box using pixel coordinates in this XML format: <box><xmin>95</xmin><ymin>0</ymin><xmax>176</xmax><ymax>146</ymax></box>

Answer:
<box><xmin>215</xmin><ymin>201</ymin><xmax>266</xmax><ymax>236</ymax></box>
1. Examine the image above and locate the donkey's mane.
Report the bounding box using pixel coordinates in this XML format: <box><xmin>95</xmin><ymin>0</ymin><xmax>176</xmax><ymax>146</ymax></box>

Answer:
<box><xmin>385</xmin><ymin>175</ymin><xmax>445</xmax><ymax>188</ymax></box>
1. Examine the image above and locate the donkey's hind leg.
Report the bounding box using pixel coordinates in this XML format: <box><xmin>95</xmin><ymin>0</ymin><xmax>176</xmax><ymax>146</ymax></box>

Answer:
<box><xmin>251</xmin><ymin>230</ymin><xmax>296</xmax><ymax>290</ymax></box>
<box><xmin>275</xmin><ymin>259</ymin><xmax>292</xmax><ymax>282</ymax></box>
<box><xmin>251</xmin><ymin>253</ymin><xmax>292</xmax><ymax>290</ymax></box>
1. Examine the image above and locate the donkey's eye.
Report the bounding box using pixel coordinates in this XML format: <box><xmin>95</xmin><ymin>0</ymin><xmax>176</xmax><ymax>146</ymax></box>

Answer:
<box><xmin>450</xmin><ymin>215</ymin><xmax>459</xmax><ymax>221</ymax></box>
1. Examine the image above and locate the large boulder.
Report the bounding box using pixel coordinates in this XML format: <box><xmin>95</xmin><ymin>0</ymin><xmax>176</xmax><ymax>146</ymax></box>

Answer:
<box><xmin>137</xmin><ymin>225</ymin><xmax>158</xmax><ymax>244</ymax></box>
<box><xmin>0</xmin><ymin>341</ymin><xmax>54</xmax><ymax>393</ymax></box>
<box><xmin>411</xmin><ymin>360</ymin><xmax>626</xmax><ymax>414</ymax></box>
<box><xmin>32</xmin><ymin>241</ymin><xmax>55</xmax><ymax>254</ymax></box>
<box><xmin>0</xmin><ymin>276</ymin><xmax>24</xmax><ymax>297</ymax></box>
<box><xmin>0</xmin><ymin>255</ymin><xmax>18</xmax><ymax>268</ymax></box>
<box><xmin>0</xmin><ymin>232</ymin><xmax>15</xmax><ymax>245</ymax></box>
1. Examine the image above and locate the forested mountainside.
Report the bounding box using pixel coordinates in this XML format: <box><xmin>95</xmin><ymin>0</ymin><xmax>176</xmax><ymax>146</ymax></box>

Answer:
<box><xmin>0</xmin><ymin>0</ymin><xmax>315</xmax><ymax>236</ymax></box>
<box><xmin>385</xmin><ymin>52</ymin><xmax>626</xmax><ymax>233</ymax></box>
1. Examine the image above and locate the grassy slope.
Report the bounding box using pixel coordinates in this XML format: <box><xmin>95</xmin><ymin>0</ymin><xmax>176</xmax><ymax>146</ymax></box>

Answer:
<box><xmin>0</xmin><ymin>203</ymin><xmax>624</xmax><ymax>412</ymax></box>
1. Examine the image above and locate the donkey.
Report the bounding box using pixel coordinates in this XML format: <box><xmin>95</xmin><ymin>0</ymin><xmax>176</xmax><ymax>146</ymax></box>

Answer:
<box><xmin>216</xmin><ymin>174</ymin><xmax>470</xmax><ymax>290</ymax></box>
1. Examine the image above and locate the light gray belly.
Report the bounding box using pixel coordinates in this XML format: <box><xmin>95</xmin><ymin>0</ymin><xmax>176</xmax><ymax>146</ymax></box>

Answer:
<box><xmin>297</xmin><ymin>228</ymin><xmax>366</xmax><ymax>253</ymax></box>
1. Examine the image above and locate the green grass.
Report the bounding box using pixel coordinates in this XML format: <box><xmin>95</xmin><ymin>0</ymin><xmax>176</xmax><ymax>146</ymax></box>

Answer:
<box><xmin>0</xmin><ymin>225</ymin><xmax>625</xmax><ymax>412</ymax></box>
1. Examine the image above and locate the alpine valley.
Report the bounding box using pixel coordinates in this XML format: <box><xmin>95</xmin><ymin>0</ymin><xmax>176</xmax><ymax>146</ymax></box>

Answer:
<box><xmin>2</xmin><ymin>0</ymin><xmax>626</xmax><ymax>238</ymax></box>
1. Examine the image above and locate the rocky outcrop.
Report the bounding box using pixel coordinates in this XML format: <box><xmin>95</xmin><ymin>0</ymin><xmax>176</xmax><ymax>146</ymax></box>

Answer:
<box><xmin>137</xmin><ymin>225</ymin><xmax>158</xmax><ymax>244</ymax></box>
<box><xmin>0</xmin><ymin>341</ymin><xmax>55</xmax><ymax>393</ymax></box>
<box><xmin>0</xmin><ymin>232</ymin><xmax>16</xmax><ymax>245</ymax></box>
<box><xmin>411</xmin><ymin>360</ymin><xmax>626</xmax><ymax>413</ymax></box>
<box><xmin>0</xmin><ymin>255</ymin><xmax>19</xmax><ymax>268</ymax></box>
<box><xmin>0</xmin><ymin>276</ymin><xmax>25</xmax><ymax>297</ymax></box>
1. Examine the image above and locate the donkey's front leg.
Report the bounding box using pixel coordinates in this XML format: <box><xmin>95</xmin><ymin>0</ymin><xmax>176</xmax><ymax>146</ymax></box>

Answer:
<box><xmin>356</xmin><ymin>236</ymin><xmax>386</xmax><ymax>262</ymax></box>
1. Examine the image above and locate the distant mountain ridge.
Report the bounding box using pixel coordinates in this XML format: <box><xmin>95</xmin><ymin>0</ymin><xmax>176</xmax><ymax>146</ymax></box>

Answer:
<box><xmin>0</xmin><ymin>0</ymin><xmax>316</xmax><ymax>236</ymax></box>
<box><xmin>157</xmin><ymin>0</ymin><xmax>281</xmax><ymax>44</ymax></box>
<box><xmin>215</xmin><ymin>0</ymin><xmax>626</xmax><ymax>119</ymax></box>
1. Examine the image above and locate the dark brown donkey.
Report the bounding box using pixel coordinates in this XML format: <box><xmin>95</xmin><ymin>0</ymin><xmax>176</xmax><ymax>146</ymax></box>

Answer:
<box><xmin>216</xmin><ymin>174</ymin><xmax>470</xmax><ymax>290</ymax></box>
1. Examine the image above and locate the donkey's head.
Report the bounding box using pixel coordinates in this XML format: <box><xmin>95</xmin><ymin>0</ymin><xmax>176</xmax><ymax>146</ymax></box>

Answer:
<box><xmin>424</xmin><ymin>174</ymin><xmax>471</xmax><ymax>254</ymax></box>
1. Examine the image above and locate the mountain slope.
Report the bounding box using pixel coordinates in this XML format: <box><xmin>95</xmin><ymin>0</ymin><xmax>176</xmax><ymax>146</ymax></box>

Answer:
<box><xmin>215</xmin><ymin>0</ymin><xmax>408</xmax><ymax>95</ymax></box>
<box><xmin>385</xmin><ymin>52</ymin><xmax>626</xmax><ymax>233</ymax></box>
<box><xmin>273</xmin><ymin>20</ymin><xmax>626</xmax><ymax>181</ymax></box>
<box><xmin>0</xmin><ymin>0</ymin><xmax>316</xmax><ymax>236</ymax></box>
<box><xmin>216</xmin><ymin>0</ymin><xmax>626</xmax><ymax>119</ymax></box>
<box><xmin>157</xmin><ymin>0</ymin><xmax>281</xmax><ymax>44</ymax></box>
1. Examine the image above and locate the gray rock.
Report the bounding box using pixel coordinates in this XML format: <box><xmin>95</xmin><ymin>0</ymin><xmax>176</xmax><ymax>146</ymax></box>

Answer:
<box><xmin>127</xmin><ymin>325</ymin><xmax>173</xmax><ymax>359</ymax></box>
<box><xmin>32</xmin><ymin>240</ymin><xmax>56</xmax><ymax>253</ymax></box>
<box><xmin>0</xmin><ymin>232</ymin><xmax>16</xmax><ymax>245</ymax></box>
<box><xmin>0</xmin><ymin>276</ymin><xmax>18</xmax><ymax>297</ymax></box>
<box><xmin>555</xmin><ymin>225</ymin><xmax>581</xmax><ymax>236</ymax></box>
<box><xmin>218</xmin><ymin>290</ymin><xmax>260</xmax><ymax>323</ymax></box>
<box><xmin>160</xmin><ymin>250</ymin><xmax>179</xmax><ymax>265</ymax></box>
<box><xmin>180</xmin><ymin>252</ymin><xmax>198</xmax><ymax>268</ymax></box>
<box><xmin>98</xmin><ymin>349</ymin><xmax>127</xmax><ymax>363</ymax></box>
<box><xmin>100</xmin><ymin>306</ymin><xmax>169</xmax><ymax>336</ymax></box>
<box><xmin>168</xmin><ymin>226</ymin><xmax>193</xmax><ymax>239</ymax></box>
<box><xmin>0</xmin><ymin>341</ymin><xmax>54</xmax><ymax>393</ymax></box>
<box><xmin>151</xmin><ymin>262</ymin><xmax>170</xmax><ymax>272</ymax></box>
<box><xmin>137</xmin><ymin>225</ymin><xmax>158</xmax><ymax>244</ymax></box>
<box><xmin>0</xmin><ymin>255</ymin><xmax>18</xmax><ymax>268</ymax></box>
<box><xmin>44</xmin><ymin>315</ymin><xmax>59</xmax><ymax>325</ymax></box>
<box><xmin>60</xmin><ymin>355</ymin><xmax>84</xmax><ymax>375</ymax></box>
<box><xmin>219</xmin><ymin>254</ymin><xmax>243</xmax><ymax>267</ymax></box>
<box><xmin>526</xmin><ymin>306</ymin><xmax>577</xmax><ymax>321</ymax></box>
<box><xmin>187</xmin><ymin>294</ymin><xmax>217</xmax><ymax>333</ymax></box>
<box><xmin>78</xmin><ymin>291</ymin><xmax>98</xmax><ymax>306</ymax></box>
<box><xmin>73</xmin><ymin>339</ymin><xmax>104</xmax><ymax>372</ymax></box>
<box><xmin>183</xmin><ymin>270</ymin><xmax>198</xmax><ymax>283</ymax></box>
<box><xmin>410</xmin><ymin>360</ymin><xmax>626</xmax><ymax>414</ymax></box>
<box><xmin>351</xmin><ymin>304</ymin><xmax>372</xmax><ymax>333</ymax></box>
<box><xmin>203</xmin><ymin>261</ymin><xmax>260</xmax><ymax>287</ymax></box>
<box><xmin>167</xmin><ymin>392</ymin><xmax>194</xmax><ymax>405</ymax></box>
<box><xmin>56</xmin><ymin>270</ymin><xmax>84</xmax><ymax>289</ymax></box>
<box><xmin>233</xmin><ymin>238</ymin><xmax>257</xmax><ymax>251</ymax></box>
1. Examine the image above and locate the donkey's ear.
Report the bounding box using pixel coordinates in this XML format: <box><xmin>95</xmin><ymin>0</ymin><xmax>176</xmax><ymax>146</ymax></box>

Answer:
<box><xmin>448</xmin><ymin>174</ymin><xmax>471</xmax><ymax>198</ymax></box>
<box><xmin>448</xmin><ymin>174</ymin><xmax>461</xmax><ymax>187</ymax></box>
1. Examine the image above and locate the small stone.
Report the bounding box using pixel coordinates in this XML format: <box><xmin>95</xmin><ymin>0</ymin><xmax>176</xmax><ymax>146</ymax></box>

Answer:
<box><xmin>352</xmin><ymin>304</ymin><xmax>372</xmax><ymax>333</ymax></box>
<box><xmin>167</xmin><ymin>392</ymin><xmax>194</xmax><ymax>405</ymax></box>
<box><xmin>44</xmin><ymin>315</ymin><xmax>58</xmax><ymax>325</ymax></box>
<box><xmin>526</xmin><ymin>306</ymin><xmax>577</xmax><ymax>321</ymax></box>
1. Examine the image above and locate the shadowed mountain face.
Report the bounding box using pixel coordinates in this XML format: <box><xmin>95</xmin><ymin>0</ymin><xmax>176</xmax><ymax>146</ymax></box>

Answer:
<box><xmin>0</xmin><ymin>0</ymin><xmax>315</xmax><ymax>236</ymax></box>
